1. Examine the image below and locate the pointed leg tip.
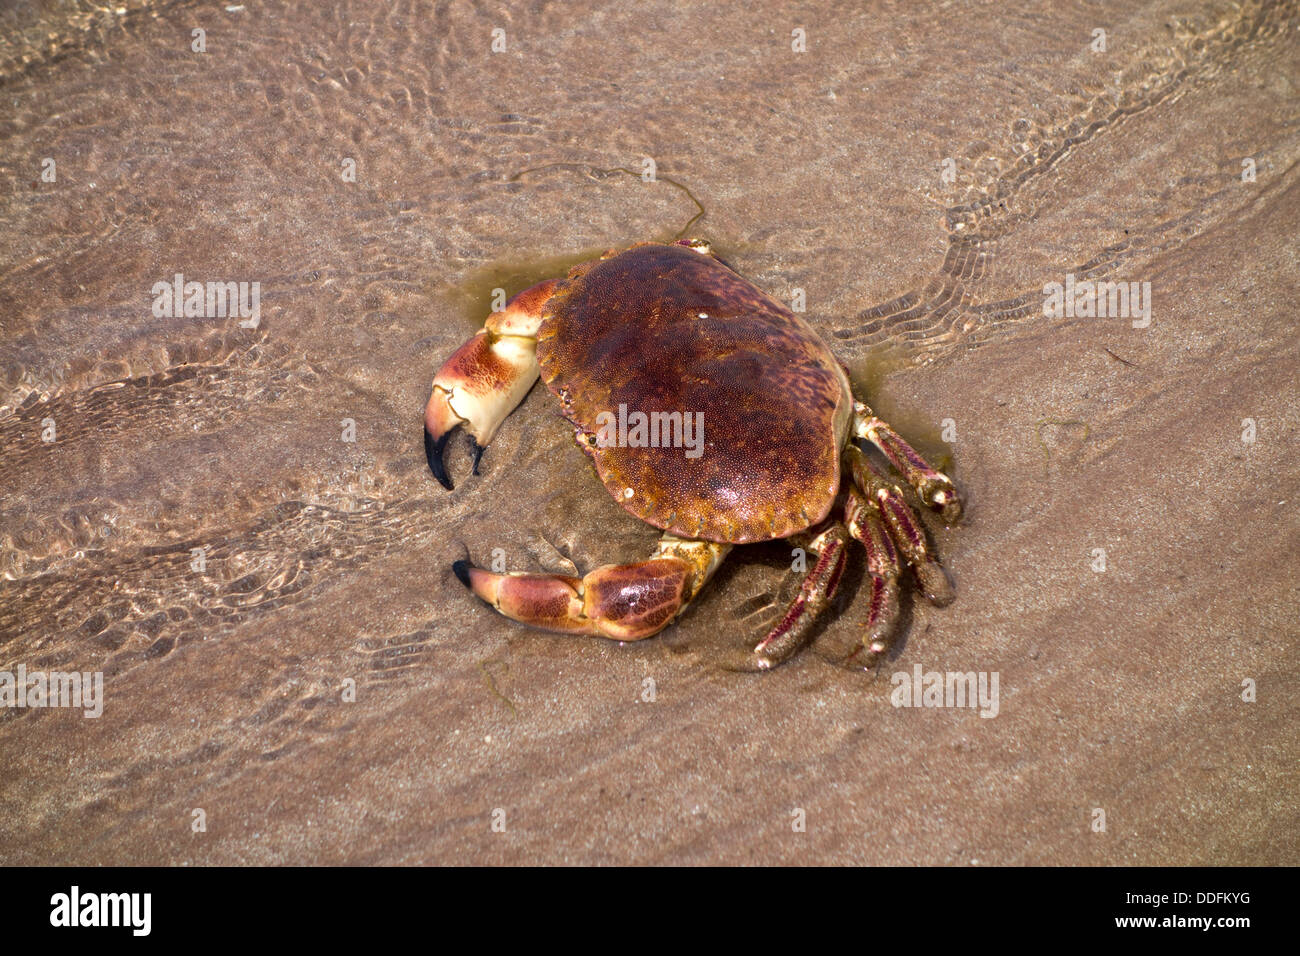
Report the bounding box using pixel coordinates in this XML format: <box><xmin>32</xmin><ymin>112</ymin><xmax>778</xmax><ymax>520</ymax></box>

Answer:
<box><xmin>931</xmin><ymin>488</ymin><xmax>963</xmax><ymax>523</ymax></box>
<box><xmin>841</xmin><ymin>649</ymin><xmax>881</xmax><ymax>671</ymax></box>
<box><xmin>842</xmin><ymin>630</ymin><xmax>896</xmax><ymax>671</ymax></box>
<box><xmin>916</xmin><ymin>562</ymin><xmax>956</xmax><ymax>607</ymax></box>
<box><xmin>425</xmin><ymin>427</ymin><xmax>455</xmax><ymax>490</ymax></box>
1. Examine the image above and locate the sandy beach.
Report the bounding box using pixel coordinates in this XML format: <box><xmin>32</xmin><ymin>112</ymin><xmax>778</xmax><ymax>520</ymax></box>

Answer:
<box><xmin>1</xmin><ymin>0</ymin><xmax>1296</xmax><ymax>864</ymax></box>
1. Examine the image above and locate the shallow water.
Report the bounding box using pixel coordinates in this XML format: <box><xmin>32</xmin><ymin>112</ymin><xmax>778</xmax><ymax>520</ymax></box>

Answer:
<box><xmin>1</xmin><ymin>0</ymin><xmax>1297</xmax><ymax>864</ymax></box>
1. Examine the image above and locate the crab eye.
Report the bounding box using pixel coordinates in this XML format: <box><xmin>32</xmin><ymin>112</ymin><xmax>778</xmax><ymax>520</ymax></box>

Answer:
<box><xmin>677</xmin><ymin>238</ymin><xmax>712</xmax><ymax>255</ymax></box>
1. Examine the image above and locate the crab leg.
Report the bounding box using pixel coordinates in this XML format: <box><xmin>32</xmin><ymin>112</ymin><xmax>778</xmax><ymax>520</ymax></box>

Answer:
<box><xmin>843</xmin><ymin>485</ymin><xmax>903</xmax><ymax>666</ymax></box>
<box><xmin>845</xmin><ymin>444</ymin><xmax>954</xmax><ymax>607</ymax></box>
<box><xmin>752</xmin><ymin>523</ymin><xmax>851</xmax><ymax>669</ymax></box>
<box><xmin>453</xmin><ymin>535</ymin><xmax>730</xmax><ymax>641</ymax></box>
<box><xmin>424</xmin><ymin>279</ymin><xmax>558</xmax><ymax>489</ymax></box>
<box><xmin>853</xmin><ymin>401</ymin><xmax>962</xmax><ymax>522</ymax></box>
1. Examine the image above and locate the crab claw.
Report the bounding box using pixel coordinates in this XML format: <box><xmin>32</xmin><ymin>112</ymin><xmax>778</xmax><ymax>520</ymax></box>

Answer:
<box><xmin>454</xmin><ymin>560</ymin><xmax>594</xmax><ymax>634</ymax></box>
<box><xmin>424</xmin><ymin>383</ymin><xmax>484</xmax><ymax>491</ymax></box>
<box><xmin>423</xmin><ymin>280</ymin><xmax>558</xmax><ymax>490</ymax></box>
<box><xmin>454</xmin><ymin>550</ymin><xmax>713</xmax><ymax>641</ymax></box>
<box><xmin>424</xmin><ymin>329</ymin><xmax>522</xmax><ymax>490</ymax></box>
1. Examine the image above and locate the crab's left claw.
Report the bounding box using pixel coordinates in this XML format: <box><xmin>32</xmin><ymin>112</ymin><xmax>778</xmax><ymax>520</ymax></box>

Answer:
<box><xmin>423</xmin><ymin>280</ymin><xmax>558</xmax><ymax>490</ymax></box>
<box><xmin>453</xmin><ymin>535</ymin><xmax>730</xmax><ymax>640</ymax></box>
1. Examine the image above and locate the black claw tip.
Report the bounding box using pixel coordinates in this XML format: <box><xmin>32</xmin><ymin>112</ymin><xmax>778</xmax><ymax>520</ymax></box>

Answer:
<box><xmin>451</xmin><ymin>559</ymin><xmax>473</xmax><ymax>589</ymax></box>
<box><xmin>470</xmin><ymin>439</ymin><xmax>485</xmax><ymax>476</ymax></box>
<box><xmin>425</xmin><ymin>427</ymin><xmax>454</xmax><ymax>490</ymax></box>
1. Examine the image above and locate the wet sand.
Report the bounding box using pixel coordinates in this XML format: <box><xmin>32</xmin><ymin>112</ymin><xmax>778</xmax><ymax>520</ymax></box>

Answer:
<box><xmin>0</xmin><ymin>0</ymin><xmax>1296</xmax><ymax>864</ymax></box>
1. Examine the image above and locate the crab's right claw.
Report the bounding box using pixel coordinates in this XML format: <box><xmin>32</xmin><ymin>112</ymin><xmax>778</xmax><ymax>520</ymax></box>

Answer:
<box><xmin>424</xmin><ymin>329</ymin><xmax>530</xmax><ymax>488</ymax></box>
<box><xmin>422</xmin><ymin>333</ymin><xmax>538</xmax><ymax>491</ymax></box>
<box><xmin>424</xmin><ymin>388</ymin><xmax>458</xmax><ymax>490</ymax></box>
<box><xmin>424</xmin><ymin>381</ymin><xmax>485</xmax><ymax>491</ymax></box>
<box><xmin>422</xmin><ymin>280</ymin><xmax>557</xmax><ymax>491</ymax></box>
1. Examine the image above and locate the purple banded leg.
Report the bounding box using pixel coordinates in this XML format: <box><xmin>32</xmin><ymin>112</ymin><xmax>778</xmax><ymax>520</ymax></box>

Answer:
<box><xmin>845</xmin><ymin>444</ymin><xmax>954</xmax><ymax>607</ymax></box>
<box><xmin>843</xmin><ymin>486</ymin><xmax>903</xmax><ymax>667</ymax></box>
<box><xmin>424</xmin><ymin>279</ymin><xmax>559</xmax><ymax>489</ymax></box>
<box><xmin>454</xmin><ymin>536</ymin><xmax>729</xmax><ymax>642</ymax></box>
<box><xmin>752</xmin><ymin>523</ymin><xmax>851</xmax><ymax>669</ymax></box>
<box><xmin>854</xmin><ymin>401</ymin><xmax>962</xmax><ymax>522</ymax></box>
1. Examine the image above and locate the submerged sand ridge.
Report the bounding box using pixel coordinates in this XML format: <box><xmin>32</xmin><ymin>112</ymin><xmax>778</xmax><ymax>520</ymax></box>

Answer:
<box><xmin>0</xmin><ymin>0</ymin><xmax>1296</xmax><ymax>864</ymax></box>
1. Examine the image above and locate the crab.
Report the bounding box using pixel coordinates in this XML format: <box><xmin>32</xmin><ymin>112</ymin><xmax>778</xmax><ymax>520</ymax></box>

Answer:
<box><xmin>424</xmin><ymin>240</ymin><xmax>962</xmax><ymax>669</ymax></box>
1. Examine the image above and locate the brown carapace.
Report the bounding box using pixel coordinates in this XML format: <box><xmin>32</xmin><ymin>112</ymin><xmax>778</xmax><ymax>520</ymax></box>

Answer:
<box><xmin>425</xmin><ymin>240</ymin><xmax>961</xmax><ymax>669</ymax></box>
